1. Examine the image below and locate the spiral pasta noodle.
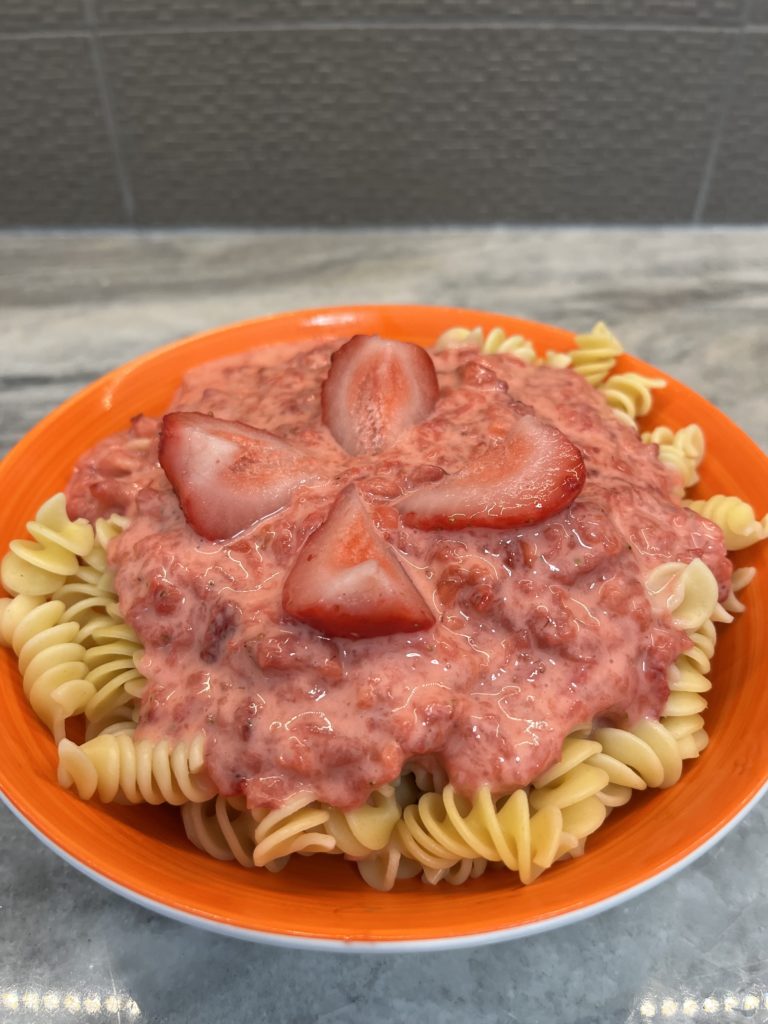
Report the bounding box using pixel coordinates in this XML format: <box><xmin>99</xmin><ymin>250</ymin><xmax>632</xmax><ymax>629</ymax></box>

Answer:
<box><xmin>568</xmin><ymin>322</ymin><xmax>624</xmax><ymax>386</ymax></box>
<box><xmin>661</xmin><ymin>657</ymin><xmax>710</xmax><ymax>761</ymax></box>
<box><xmin>0</xmin><ymin>503</ymin><xmax>148</xmax><ymax>740</ymax></box>
<box><xmin>434</xmin><ymin>321</ymin><xmax>627</xmax><ymax>382</ymax></box>
<box><xmin>586</xmin><ymin>619</ymin><xmax>719</xmax><ymax>809</ymax></box>
<box><xmin>182</xmin><ymin>795</ymin><xmax>258</xmax><ymax>867</ymax></box>
<box><xmin>642</xmin><ymin>424</ymin><xmax>705</xmax><ymax>492</ymax></box>
<box><xmin>421</xmin><ymin>857</ymin><xmax>490</xmax><ymax>887</ymax></box>
<box><xmin>355</xmin><ymin>842</ymin><xmax>424</xmax><ymax>892</ymax></box>
<box><xmin>54</xmin><ymin>569</ymin><xmax>120</xmax><ymax>639</ymax></box>
<box><xmin>50</xmin><ymin>536</ymin><xmax>147</xmax><ymax>723</ymax></box>
<box><xmin>578</xmin><ymin>561</ymin><xmax>724</xmax><ymax>813</ymax></box>
<box><xmin>1</xmin><ymin>494</ymin><xmax>95</xmax><ymax>598</ymax></box>
<box><xmin>322</xmin><ymin>784</ymin><xmax>401</xmax><ymax>859</ymax></box>
<box><xmin>80</xmin><ymin>620</ymin><xmax>146</xmax><ymax>722</ymax></box>
<box><xmin>401</xmin><ymin>759</ymin><xmax>448</xmax><ymax>796</ymax></box>
<box><xmin>0</xmin><ymin>594</ymin><xmax>89</xmax><ymax>739</ymax></box>
<box><xmin>684</xmin><ymin>495</ymin><xmax>768</xmax><ymax>551</ymax></box>
<box><xmin>57</xmin><ymin>731</ymin><xmax>215</xmax><ymax>805</ymax></box>
<box><xmin>722</xmin><ymin>566</ymin><xmax>756</xmax><ymax>615</ymax></box>
<box><xmin>598</xmin><ymin>371</ymin><xmax>667</xmax><ymax>429</ymax></box>
<box><xmin>357</xmin><ymin>569</ymin><xmax>730</xmax><ymax>891</ymax></box>
<box><xmin>434</xmin><ymin>325</ymin><xmax>538</xmax><ymax>364</ymax></box>
<box><xmin>182</xmin><ymin>785</ymin><xmax>401</xmax><ymax>873</ymax></box>
<box><xmin>368</xmin><ymin>735</ymin><xmax>612</xmax><ymax>891</ymax></box>
<box><xmin>644</xmin><ymin>558</ymin><xmax>721</xmax><ymax>632</ymax></box>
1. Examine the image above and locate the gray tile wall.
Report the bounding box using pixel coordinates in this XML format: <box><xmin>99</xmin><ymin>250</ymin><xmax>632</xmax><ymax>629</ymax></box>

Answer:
<box><xmin>0</xmin><ymin>0</ymin><xmax>766</xmax><ymax>226</ymax></box>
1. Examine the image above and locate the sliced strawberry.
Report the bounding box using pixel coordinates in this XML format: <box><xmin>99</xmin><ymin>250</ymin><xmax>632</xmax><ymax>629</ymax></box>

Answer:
<box><xmin>283</xmin><ymin>484</ymin><xmax>435</xmax><ymax>638</ymax></box>
<box><xmin>321</xmin><ymin>335</ymin><xmax>439</xmax><ymax>456</ymax></box>
<box><xmin>398</xmin><ymin>415</ymin><xmax>586</xmax><ymax>530</ymax></box>
<box><xmin>159</xmin><ymin>412</ymin><xmax>324</xmax><ymax>541</ymax></box>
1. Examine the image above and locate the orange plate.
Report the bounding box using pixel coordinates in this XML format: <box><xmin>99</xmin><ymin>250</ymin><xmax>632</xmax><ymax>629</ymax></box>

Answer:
<box><xmin>1</xmin><ymin>305</ymin><xmax>767</xmax><ymax>951</ymax></box>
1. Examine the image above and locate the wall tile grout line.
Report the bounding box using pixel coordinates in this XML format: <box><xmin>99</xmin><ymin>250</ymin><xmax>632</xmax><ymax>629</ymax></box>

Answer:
<box><xmin>3</xmin><ymin>21</ymin><xmax>768</xmax><ymax>42</ymax></box>
<box><xmin>0</xmin><ymin>30</ymin><xmax>90</xmax><ymax>40</ymax></box>
<box><xmin>88</xmin><ymin>20</ymin><xmax>747</xmax><ymax>35</ymax></box>
<box><xmin>692</xmin><ymin>0</ymin><xmax>755</xmax><ymax>223</ymax></box>
<box><xmin>81</xmin><ymin>0</ymin><xmax>135</xmax><ymax>223</ymax></box>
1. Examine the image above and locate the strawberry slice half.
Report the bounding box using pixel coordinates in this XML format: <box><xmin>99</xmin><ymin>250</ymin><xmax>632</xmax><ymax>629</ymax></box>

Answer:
<box><xmin>159</xmin><ymin>412</ymin><xmax>325</xmax><ymax>541</ymax></box>
<box><xmin>398</xmin><ymin>415</ymin><xmax>586</xmax><ymax>530</ymax></box>
<box><xmin>283</xmin><ymin>484</ymin><xmax>435</xmax><ymax>638</ymax></box>
<box><xmin>321</xmin><ymin>335</ymin><xmax>439</xmax><ymax>456</ymax></box>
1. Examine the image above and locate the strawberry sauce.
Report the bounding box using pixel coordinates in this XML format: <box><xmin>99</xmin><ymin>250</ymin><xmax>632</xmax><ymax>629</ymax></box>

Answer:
<box><xmin>66</xmin><ymin>342</ymin><xmax>731</xmax><ymax>809</ymax></box>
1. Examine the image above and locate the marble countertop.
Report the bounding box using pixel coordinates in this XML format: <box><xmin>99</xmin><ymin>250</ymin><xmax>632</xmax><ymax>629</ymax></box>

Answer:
<box><xmin>1</xmin><ymin>228</ymin><xmax>767</xmax><ymax>1024</ymax></box>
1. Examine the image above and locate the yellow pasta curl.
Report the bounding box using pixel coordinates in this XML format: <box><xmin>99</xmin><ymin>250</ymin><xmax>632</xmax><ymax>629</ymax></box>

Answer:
<box><xmin>592</xmin><ymin>721</ymin><xmax>683</xmax><ymax>793</ymax></box>
<box><xmin>54</xmin><ymin>571</ymin><xmax>120</xmax><ymax>639</ymax></box>
<box><xmin>529</xmin><ymin>736</ymin><xmax>610</xmax><ymax>843</ymax></box>
<box><xmin>722</xmin><ymin>566</ymin><xmax>756</xmax><ymax>615</ymax></box>
<box><xmin>569</xmin><ymin>322</ymin><xmax>624</xmax><ymax>386</ymax></box>
<box><xmin>684</xmin><ymin>495</ymin><xmax>768</xmax><ymax>551</ymax></box>
<box><xmin>0</xmin><ymin>506</ymin><xmax>149</xmax><ymax>738</ymax></box>
<box><xmin>478</xmin><ymin>328</ymin><xmax>537</xmax><ymax>363</ymax></box>
<box><xmin>182</xmin><ymin>795</ymin><xmax>258</xmax><ymax>867</ymax></box>
<box><xmin>393</xmin><ymin>787</ymin><xmax>563</xmax><ymax>886</ymax></box>
<box><xmin>1</xmin><ymin>494</ymin><xmax>94</xmax><ymax>598</ymax></box>
<box><xmin>0</xmin><ymin>594</ymin><xmax>90</xmax><ymax>739</ymax></box>
<box><xmin>645</xmin><ymin>558</ymin><xmax>720</xmax><ymax>632</ymax></box>
<box><xmin>598</xmin><ymin>371</ymin><xmax>667</xmax><ymax>428</ymax></box>
<box><xmin>388</xmin><ymin>735</ymin><xmax>612</xmax><ymax>889</ymax></box>
<box><xmin>355</xmin><ymin>844</ymin><xmax>423</xmax><ymax>892</ymax></box>
<box><xmin>57</xmin><ymin>732</ymin><xmax>215</xmax><ymax>805</ymax></box>
<box><xmin>323</xmin><ymin>785</ymin><xmax>401</xmax><ymax>858</ymax></box>
<box><xmin>422</xmin><ymin>857</ymin><xmax>489</xmax><ymax>887</ymax></box>
<box><xmin>183</xmin><ymin>786</ymin><xmax>401</xmax><ymax>873</ymax></box>
<box><xmin>433</xmin><ymin>325</ymin><xmax>538</xmax><ymax>364</ymax></box>
<box><xmin>80</xmin><ymin>620</ymin><xmax>146</xmax><ymax>722</ymax></box>
<box><xmin>642</xmin><ymin>424</ymin><xmax>705</xmax><ymax>492</ymax></box>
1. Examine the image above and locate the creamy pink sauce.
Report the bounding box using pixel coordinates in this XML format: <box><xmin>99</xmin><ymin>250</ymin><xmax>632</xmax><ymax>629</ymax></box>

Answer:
<box><xmin>67</xmin><ymin>343</ymin><xmax>732</xmax><ymax>809</ymax></box>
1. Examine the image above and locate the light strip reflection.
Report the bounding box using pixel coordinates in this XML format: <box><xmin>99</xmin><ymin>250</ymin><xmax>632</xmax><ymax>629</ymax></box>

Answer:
<box><xmin>1</xmin><ymin>989</ymin><xmax>141</xmax><ymax>1017</ymax></box>
<box><xmin>637</xmin><ymin>990</ymin><xmax>768</xmax><ymax>1019</ymax></box>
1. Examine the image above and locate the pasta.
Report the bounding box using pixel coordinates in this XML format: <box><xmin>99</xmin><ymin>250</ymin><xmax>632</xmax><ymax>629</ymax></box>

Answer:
<box><xmin>598</xmin><ymin>371</ymin><xmax>667</xmax><ymax>429</ymax></box>
<box><xmin>0</xmin><ymin>595</ymin><xmax>89</xmax><ymax>740</ymax></box>
<box><xmin>182</xmin><ymin>785</ymin><xmax>401</xmax><ymax>874</ymax></box>
<box><xmin>182</xmin><ymin>795</ymin><xmax>259</xmax><ymax>867</ymax></box>
<box><xmin>1</xmin><ymin>321</ymin><xmax>765</xmax><ymax>894</ymax></box>
<box><xmin>683</xmin><ymin>495</ymin><xmax>768</xmax><ymax>551</ymax></box>
<box><xmin>0</xmin><ymin>494</ymin><xmax>94</xmax><ymax>598</ymax></box>
<box><xmin>568</xmin><ymin>321</ymin><xmax>623</xmax><ymax>385</ymax></box>
<box><xmin>434</xmin><ymin>325</ymin><xmax>538</xmax><ymax>364</ymax></box>
<box><xmin>80</xmin><ymin>619</ymin><xmax>146</xmax><ymax>723</ymax></box>
<box><xmin>57</xmin><ymin>731</ymin><xmax>215</xmax><ymax>805</ymax></box>
<box><xmin>0</xmin><ymin>507</ymin><xmax>145</xmax><ymax>742</ymax></box>
<box><xmin>642</xmin><ymin>424</ymin><xmax>705</xmax><ymax>492</ymax></box>
<box><xmin>644</xmin><ymin>558</ymin><xmax>721</xmax><ymax>632</ymax></box>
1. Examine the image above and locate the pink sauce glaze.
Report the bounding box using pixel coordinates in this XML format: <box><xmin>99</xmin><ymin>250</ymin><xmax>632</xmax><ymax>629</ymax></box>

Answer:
<box><xmin>67</xmin><ymin>343</ymin><xmax>732</xmax><ymax>809</ymax></box>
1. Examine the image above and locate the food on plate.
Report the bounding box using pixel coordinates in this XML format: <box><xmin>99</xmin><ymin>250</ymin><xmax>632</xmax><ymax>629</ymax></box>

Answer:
<box><xmin>1</xmin><ymin>321</ymin><xmax>765</xmax><ymax>892</ymax></box>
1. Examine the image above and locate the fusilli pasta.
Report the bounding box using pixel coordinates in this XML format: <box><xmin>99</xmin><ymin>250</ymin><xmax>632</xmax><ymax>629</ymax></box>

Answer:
<box><xmin>0</xmin><ymin>594</ymin><xmax>89</xmax><ymax>739</ymax></box>
<box><xmin>684</xmin><ymin>495</ymin><xmax>768</xmax><ymax>551</ymax></box>
<box><xmin>58</xmin><ymin>732</ymin><xmax>215</xmax><ymax>805</ymax></box>
<box><xmin>434</xmin><ymin>325</ymin><xmax>537</xmax><ymax>364</ymax></box>
<box><xmin>1</xmin><ymin>494</ymin><xmax>94</xmax><ymax>598</ymax></box>
<box><xmin>598</xmin><ymin>371</ymin><xmax>667</xmax><ymax>428</ymax></box>
<box><xmin>568</xmin><ymin>322</ymin><xmax>623</xmax><ymax>386</ymax></box>
<box><xmin>642</xmin><ymin>424</ymin><xmax>705</xmax><ymax>492</ymax></box>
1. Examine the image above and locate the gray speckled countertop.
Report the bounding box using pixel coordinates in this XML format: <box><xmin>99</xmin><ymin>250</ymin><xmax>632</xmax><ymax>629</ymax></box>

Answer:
<box><xmin>1</xmin><ymin>228</ymin><xmax>767</xmax><ymax>1024</ymax></box>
